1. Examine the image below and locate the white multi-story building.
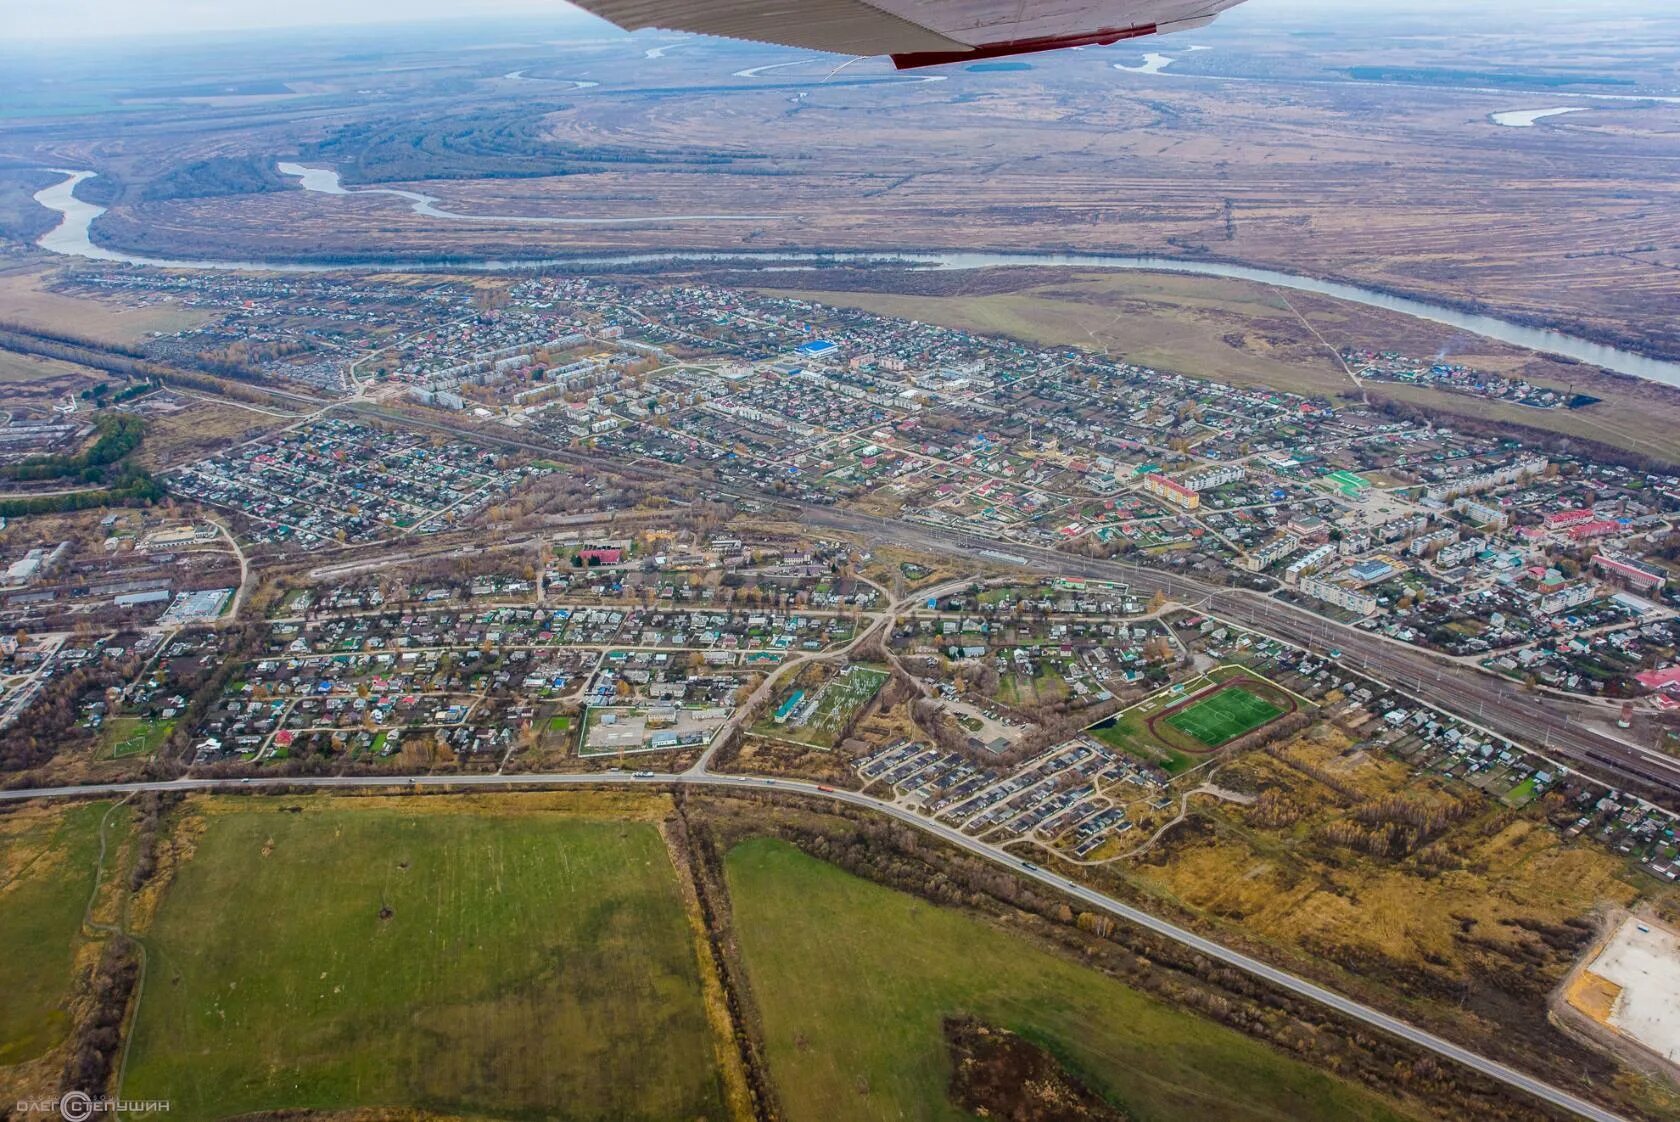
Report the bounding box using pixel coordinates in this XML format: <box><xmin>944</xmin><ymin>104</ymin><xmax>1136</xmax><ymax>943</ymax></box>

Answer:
<box><xmin>1300</xmin><ymin>575</ymin><xmax>1380</xmax><ymax>616</ymax></box>
<box><xmin>1538</xmin><ymin>581</ymin><xmax>1596</xmax><ymax>616</ymax></box>
<box><xmin>1284</xmin><ymin>544</ymin><xmax>1336</xmax><ymax>584</ymax></box>
<box><xmin>1424</xmin><ymin>456</ymin><xmax>1548</xmax><ymax>502</ymax></box>
<box><xmin>1182</xmin><ymin>463</ymin><xmax>1245</xmax><ymax>492</ymax></box>
<box><xmin>1436</xmin><ymin>537</ymin><xmax>1485</xmax><ymax>567</ymax></box>
<box><xmin>1244</xmin><ymin>533</ymin><xmax>1300</xmax><ymax>573</ymax></box>
<box><xmin>1454</xmin><ymin>498</ymin><xmax>1509</xmax><ymax>530</ymax></box>
<box><xmin>1408</xmin><ymin>527</ymin><xmax>1459</xmax><ymax>558</ymax></box>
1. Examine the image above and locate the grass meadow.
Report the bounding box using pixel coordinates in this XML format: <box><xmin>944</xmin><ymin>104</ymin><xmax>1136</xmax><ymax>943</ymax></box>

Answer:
<box><xmin>123</xmin><ymin>797</ymin><xmax>723</xmax><ymax>1121</ymax></box>
<box><xmin>725</xmin><ymin>836</ymin><xmax>1416</xmax><ymax>1122</ymax></box>
<box><xmin>0</xmin><ymin>802</ymin><xmax>126</xmax><ymax>1067</ymax></box>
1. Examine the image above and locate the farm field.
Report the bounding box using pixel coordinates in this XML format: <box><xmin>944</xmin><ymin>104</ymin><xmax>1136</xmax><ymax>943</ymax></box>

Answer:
<box><xmin>0</xmin><ymin>801</ymin><xmax>126</xmax><ymax>1069</ymax></box>
<box><xmin>0</xmin><ymin>348</ymin><xmax>114</xmax><ymax>417</ymax></box>
<box><xmin>0</xmin><ymin>267</ymin><xmax>210</xmax><ymax>345</ymax></box>
<box><xmin>725</xmin><ymin>836</ymin><xmax>1418</xmax><ymax>1122</ymax></box>
<box><xmin>122</xmin><ymin>795</ymin><xmax>725</xmax><ymax>1121</ymax></box>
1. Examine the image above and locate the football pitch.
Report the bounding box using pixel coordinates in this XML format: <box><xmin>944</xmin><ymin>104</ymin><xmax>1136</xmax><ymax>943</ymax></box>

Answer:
<box><xmin>1166</xmin><ymin>686</ymin><xmax>1283</xmax><ymax>748</ymax></box>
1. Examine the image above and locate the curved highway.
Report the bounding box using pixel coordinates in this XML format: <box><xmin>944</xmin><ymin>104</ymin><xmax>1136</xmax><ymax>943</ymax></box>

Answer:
<box><xmin>0</xmin><ymin>768</ymin><xmax>1634</xmax><ymax>1122</ymax></box>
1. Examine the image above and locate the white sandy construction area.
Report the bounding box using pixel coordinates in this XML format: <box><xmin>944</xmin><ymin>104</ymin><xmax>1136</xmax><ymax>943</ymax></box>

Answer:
<box><xmin>1578</xmin><ymin>916</ymin><xmax>1680</xmax><ymax>1065</ymax></box>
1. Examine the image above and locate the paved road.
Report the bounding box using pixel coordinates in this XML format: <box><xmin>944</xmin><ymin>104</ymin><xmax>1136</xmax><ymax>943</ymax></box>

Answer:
<box><xmin>0</xmin><ymin>769</ymin><xmax>1632</xmax><ymax>1122</ymax></box>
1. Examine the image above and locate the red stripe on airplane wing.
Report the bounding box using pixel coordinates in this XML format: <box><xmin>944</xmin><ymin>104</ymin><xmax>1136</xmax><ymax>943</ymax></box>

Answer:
<box><xmin>891</xmin><ymin>23</ymin><xmax>1158</xmax><ymax>69</ymax></box>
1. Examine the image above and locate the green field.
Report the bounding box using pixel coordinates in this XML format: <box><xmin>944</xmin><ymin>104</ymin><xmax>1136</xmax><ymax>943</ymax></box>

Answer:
<box><xmin>1088</xmin><ymin>709</ymin><xmax>1193</xmax><ymax>775</ymax></box>
<box><xmin>100</xmin><ymin>716</ymin><xmax>175</xmax><ymax>759</ymax></box>
<box><xmin>726</xmin><ymin>837</ymin><xmax>1416</xmax><ymax>1122</ymax></box>
<box><xmin>1166</xmin><ymin>686</ymin><xmax>1284</xmax><ymax>748</ymax></box>
<box><xmin>0</xmin><ymin>802</ymin><xmax>127</xmax><ymax>1065</ymax></box>
<box><xmin>123</xmin><ymin>799</ymin><xmax>724</xmax><ymax>1121</ymax></box>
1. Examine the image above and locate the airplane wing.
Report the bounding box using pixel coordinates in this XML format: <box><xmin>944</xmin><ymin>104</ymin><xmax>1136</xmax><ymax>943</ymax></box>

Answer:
<box><xmin>571</xmin><ymin>0</ymin><xmax>1248</xmax><ymax>69</ymax></box>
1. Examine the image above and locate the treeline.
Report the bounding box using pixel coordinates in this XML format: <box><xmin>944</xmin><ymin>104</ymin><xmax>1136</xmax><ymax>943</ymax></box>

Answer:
<box><xmin>0</xmin><ymin>466</ymin><xmax>166</xmax><ymax>518</ymax></box>
<box><xmin>60</xmin><ymin>936</ymin><xmax>139</xmax><ymax>1097</ymax></box>
<box><xmin>1</xmin><ymin>412</ymin><xmax>145</xmax><ymax>483</ymax></box>
<box><xmin>0</xmin><ymin>410</ymin><xmax>164</xmax><ymax>519</ymax></box>
<box><xmin>0</xmin><ymin>319</ymin><xmax>145</xmax><ymax>359</ymax></box>
<box><xmin>298</xmin><ymin>111</ymin><xmax>771</xmax><ymax>184</ymax></box>
<box><xmin>0</xmin><ymin>652</ymin><xmax>139</xmax><ymax>774</ymax></box>
<box><xmin>0</xmin><ymin>321</ymin><xmax>316</xmax><ymax>407</ymax></box>
<box><xmin>0</xmin><ymin>167</ymin><xmax>64</xmax><ymax>243</ymax></box>
<box><xmin>1323</xmin><ymin>792</ymin><xmax>1476</xmax><ymax>859</ymax></box>
<box><xmin>140</xmin><ymin>155</ymin><xmax>292</xmax><ymax>202</ymax></box>
<box><xmin>83</xmin><ymin>379</ymin><xmax>160</xmax><ymax>405</ymax></box>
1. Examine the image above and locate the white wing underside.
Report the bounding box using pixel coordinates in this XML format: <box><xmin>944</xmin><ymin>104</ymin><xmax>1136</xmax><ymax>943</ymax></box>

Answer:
<box><xmin>572</xmin><ymin>0</ymin><xmax>1247</xmax><ymax>63</ymax></box>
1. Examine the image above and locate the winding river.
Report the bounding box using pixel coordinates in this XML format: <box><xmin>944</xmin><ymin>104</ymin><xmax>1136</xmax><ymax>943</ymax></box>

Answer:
<box><xmin>275</xmin><ymin>163</ymin><xmax>776</xmax><ymax>224</ymax></box>
<box><xmin>30</xmin><ymin>168</ymin><xmax>1680</xmax><ymax>387</ymax></box>
<box><xmin>1490</xmin><ymin>107</ymin><xmax>1589</xmax><ymax>128</ymax></box>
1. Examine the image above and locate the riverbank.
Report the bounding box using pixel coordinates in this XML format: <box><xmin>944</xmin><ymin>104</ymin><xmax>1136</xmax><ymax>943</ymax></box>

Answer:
<box><xmin>28</xmin><ymin>168</ymin><xmax>1680</xmax><ymax>389</ymax></box>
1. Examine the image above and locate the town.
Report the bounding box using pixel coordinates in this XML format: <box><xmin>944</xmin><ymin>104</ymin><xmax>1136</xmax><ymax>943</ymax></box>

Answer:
<box><xmin>3</xmin><ymin>261</ymin><xmax>1679</xmax><ymax>1122</ymax></box>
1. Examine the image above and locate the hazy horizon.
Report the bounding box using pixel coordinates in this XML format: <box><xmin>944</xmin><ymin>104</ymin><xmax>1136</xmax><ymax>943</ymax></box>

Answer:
<box><xmin>4</xmin><ymin>0</ymin><xmax>1675</xmax><ymax>45</ymax></box>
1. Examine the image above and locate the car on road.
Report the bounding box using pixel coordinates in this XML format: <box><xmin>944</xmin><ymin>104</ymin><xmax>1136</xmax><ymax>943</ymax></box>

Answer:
<box><xmin>633</xmin><ymin>770</ymin><xmax>655</xmax><ymax>779</ymax></box>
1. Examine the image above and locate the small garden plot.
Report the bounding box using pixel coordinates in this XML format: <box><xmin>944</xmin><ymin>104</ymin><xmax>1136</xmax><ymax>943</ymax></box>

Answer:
<box><xmin>770</xmin><ymin>665</ymin><xmax>887</xmax><ymax>748</ymax></box>
<box><xmin>997</xmin><ymin>661</ymin><xmax>1071</xmax><ymax>708</ymax></box>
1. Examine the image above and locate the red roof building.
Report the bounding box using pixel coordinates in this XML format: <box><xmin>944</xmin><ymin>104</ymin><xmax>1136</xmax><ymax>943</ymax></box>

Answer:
<box><xmin>1568</xmin><ymin>520</ymin><xmax>1622</xmax><ymax>541</ymax></box>
<box><xmin>1544</xmin><ymin>508</ymin><xmax>1595</xmax><ymax>528</ymax></box>
<box><xmin>1636</xmin><ymin>667</ymin><xmax>1680</xmax><ymax>694</ymax></box>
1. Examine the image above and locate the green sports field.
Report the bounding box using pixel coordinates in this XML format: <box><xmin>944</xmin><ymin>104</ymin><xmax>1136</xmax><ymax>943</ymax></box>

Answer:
<box><xmin>726</xmin><ymin>837</ymin><xmax>1416</xmax><ymax>1122</ymax></box>
<box><xmin>122</xmin><ymin>797</ymin><xmax>724</xmax><ymax>1121</ymax></box>
<box><xmin>1166</xmin><ymin>686</ymin><xmax>1284</xmax><ymax>748</ymax></box>
<box><xmin>99</xmin><ymin>716</ymin><xmax>174</xmax><ymax>760</ymax></box>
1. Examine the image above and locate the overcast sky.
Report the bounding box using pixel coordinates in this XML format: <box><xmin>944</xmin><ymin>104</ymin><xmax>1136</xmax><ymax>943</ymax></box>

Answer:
<box><xmin>4</xmin><ymin>0</ymin><xmax>602</xmax><ymax>41</ymax></box>
<box><xmin>2</xmin><ymin>0</ymin><xmax>1666</xmax><ymax>43</ymax></box>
